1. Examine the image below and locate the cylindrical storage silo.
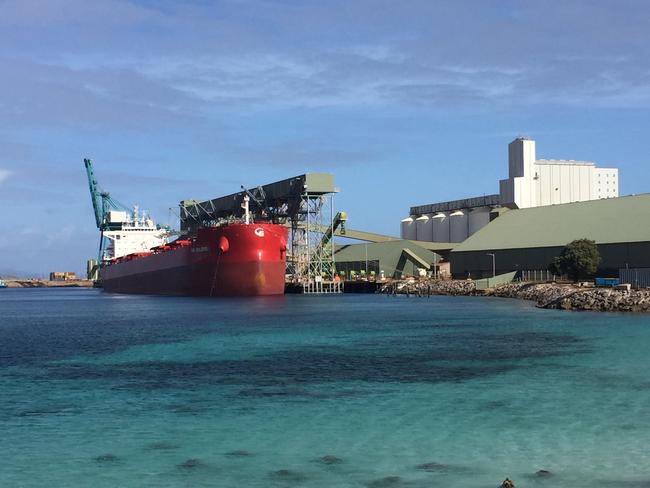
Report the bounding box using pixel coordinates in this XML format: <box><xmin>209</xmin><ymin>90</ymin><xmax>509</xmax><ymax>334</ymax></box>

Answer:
<box><xmin>449</xmin><ymin>209</ymin><xmax>468</xmax><ymax>242</ymax></box>
<box><xmin>468</xmin><ymin>207</ymin><xmax>491</xmax><ymax>236</ymax></box>
<box><xmin>415</xmin><ymin>215</ymin><xmax>432</xmax><ymax>242</ymax></box>
<box><xmin>400</xmin><ymin>217</ymin><xmax>416</xmax><ymax>240</ymax></box>
<box><xmin>431</xmin><ymin>212</ymin><xmax>449</xmax><ymax>242</ymax></box>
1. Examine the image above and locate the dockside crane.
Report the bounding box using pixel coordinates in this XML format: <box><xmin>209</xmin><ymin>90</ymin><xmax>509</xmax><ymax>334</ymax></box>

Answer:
<box><xmin>84</xmin><ymin>158</ymin><xmax>129</xmax><ymax>231</ymax></box>
<box><xmin>84</xmin><ymin>158</ymin><xmax>131</xmax><ymax>266</ymax></box>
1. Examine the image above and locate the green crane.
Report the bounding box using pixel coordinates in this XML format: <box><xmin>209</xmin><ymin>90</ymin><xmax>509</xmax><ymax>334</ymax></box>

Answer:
<box><xmin>84</xmin><ymin>158</ymin><xmax>129</xmax><ymax>231</ymax></box>
<box><xmin>84</xmin><ymin>158</ymin><xmax>131</xmax><ymax>265</ymax></box>
<box><xmin>84</xmin><ymin>158</ymin><xmax>104</xmax><ymax>230</ymax></box>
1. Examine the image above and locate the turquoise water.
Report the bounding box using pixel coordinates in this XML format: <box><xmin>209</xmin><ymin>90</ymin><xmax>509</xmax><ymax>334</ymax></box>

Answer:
<box><xmin>1</xmin><ymin>289</ymin><xmax>650</xmax><ymax>487</ymax></box>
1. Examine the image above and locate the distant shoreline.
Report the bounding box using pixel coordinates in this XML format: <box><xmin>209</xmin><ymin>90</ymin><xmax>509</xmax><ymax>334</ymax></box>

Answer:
<box><xmin>2</xmin><ymin>279</ymin><xmax>94</xmax><ymax>288</ymax></box>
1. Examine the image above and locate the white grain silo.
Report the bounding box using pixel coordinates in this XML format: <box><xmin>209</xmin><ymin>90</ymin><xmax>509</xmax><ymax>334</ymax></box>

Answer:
<box><xmin>400</xmin><ymin>216</ymin><xmax>416</xmax><ymax>240</ymax></box>
<box><xmin>449</xmin><ymin>209</ymin><xmax>469</xmax><ymax>242</ymax></box>
<box><xmin>431</xmin><ymin>212</ymin><xmax>450</xmax><ymax>242</ymax></box>
<box><xmin>415</xmin><ymin>215</ymin><xmax>433</xmax><ymax>242</ymax></box>
<box><xmin>468</xmin><ymin>207</ymin><xmax>491</xmax><ymax>236</ymax></box>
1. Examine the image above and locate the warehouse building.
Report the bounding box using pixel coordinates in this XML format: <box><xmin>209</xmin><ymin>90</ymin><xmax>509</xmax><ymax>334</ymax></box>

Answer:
<box><xmin>401</xmin><ymin>136</ymin><xmax>619</xmax><ymax>243</ymax></box>
<box><xmin>449</xmin><ymin>194</ymin><xmax>650</xmax><ymax>279</ymax></box>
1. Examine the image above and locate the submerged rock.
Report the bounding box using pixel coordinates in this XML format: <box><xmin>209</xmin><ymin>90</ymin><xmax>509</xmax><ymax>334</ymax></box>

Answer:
<box><xmin>269</xmin><ymin>469</ymin><xmax>307</xmax><ymax>482</ymax></box>
<box><xmin>225</xmin><ymin>449</ymin><xmax>253</xmax><ymax>457</ymax></box>
<box><xmin>177</xmin><ymin>458</ymin><xmax>205</xmax><ymax>469</ymax></box>
<box><xmin>147</xmin><ymin>441</ymin><xmax>180</xmax><ymax>450</ymax></box>
<box><xmin>415</xmin><ymin>462</ymin><xmax>449</xmax><ymax>472</ymax></box>
<box><xmin>415</xmin><ymin>461</ymin><xmax>473</xmax><ymax>474</ymax></box>
<box><xmin>316</xmin><ymin>455</ymin><xmax>344</xmax><ymax>465</ymax></box>
<box><xmin>94</xmin><ymin>453</ymin><xmax>117</xmax><ymax>463</ymax></box>
<box><xmin>366</xmin><ymin>476</ymin><xmax>402</xmax><ymax>487</ymax></box>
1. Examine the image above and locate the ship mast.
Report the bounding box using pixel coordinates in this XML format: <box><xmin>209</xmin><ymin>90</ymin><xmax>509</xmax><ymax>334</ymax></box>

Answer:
<box><xmin>242</xmin><ymin>195</ymin><xmax>251</xmax><ymax>224</ymax></box>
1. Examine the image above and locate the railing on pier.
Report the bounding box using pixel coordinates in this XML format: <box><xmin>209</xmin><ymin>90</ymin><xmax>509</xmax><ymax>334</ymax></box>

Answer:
<box><xmin>517</xmin><ymin>269</ymin><xmax>564</xmax><ymax>282</ymax></box>
<box><xmin>301</xmin><ymin>280</ymin><xmax>344</xmax><ymax>294</ymax></box>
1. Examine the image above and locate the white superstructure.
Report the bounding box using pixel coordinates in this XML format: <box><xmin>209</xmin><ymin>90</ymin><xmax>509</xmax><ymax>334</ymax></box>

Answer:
<box><xmin>499</xmin><ymin>137</ymin><xmax>619</xmax><ymax>209</ymax></box>
<box><xmin>101</xmin><ymin>206</ymin><xmax>167</xmax><ymax>261</ymax></box>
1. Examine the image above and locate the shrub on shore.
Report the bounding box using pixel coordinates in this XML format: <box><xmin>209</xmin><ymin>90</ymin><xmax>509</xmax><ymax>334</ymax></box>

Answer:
<box><xmin>548</xmin><ymin>238</ymin><xmax>601</xmax><ymax>282</ymax></box>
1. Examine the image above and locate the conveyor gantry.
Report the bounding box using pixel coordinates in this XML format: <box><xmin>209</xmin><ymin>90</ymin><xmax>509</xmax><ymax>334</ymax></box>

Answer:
<box><xmin>179</xmin><ymin>173</ymin><xmax>336</xmax><ymax>234</ymax></box>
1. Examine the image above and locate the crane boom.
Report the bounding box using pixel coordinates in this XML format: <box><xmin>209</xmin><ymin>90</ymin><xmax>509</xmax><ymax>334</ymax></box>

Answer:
<box><xmin>84</xmin><ymin>158</ymin><xmax>104</xmax><ymax>229</ymax></box>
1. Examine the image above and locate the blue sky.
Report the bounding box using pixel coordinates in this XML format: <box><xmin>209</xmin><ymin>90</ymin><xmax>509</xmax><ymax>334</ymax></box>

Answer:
<box><xmin>1</xmin><ymin>0</ymin><xmax>650</xmax><ymax>275</ymax></box>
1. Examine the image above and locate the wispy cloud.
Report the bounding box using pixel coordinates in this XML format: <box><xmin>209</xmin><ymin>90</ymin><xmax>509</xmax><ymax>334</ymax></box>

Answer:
<box><xmin>0</xmin><ymin>169</ymin><xmax>12</xmax><ymax>185</ymax></box>
<box><xmin>2</xmin><ymin>0</ymin><xmax>649</xmax><ymax>113</ymax></box>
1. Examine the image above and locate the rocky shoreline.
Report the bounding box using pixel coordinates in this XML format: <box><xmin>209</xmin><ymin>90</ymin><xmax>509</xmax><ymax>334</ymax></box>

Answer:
<box><xmin>380</xmin><ymin>280</ymin><xmax>650</xmax><ymax>313</ymax></box>
<box><xmin>2</xmin><ymin>279</ymin><xmax>94</xmax><ymax>288</ymax></box>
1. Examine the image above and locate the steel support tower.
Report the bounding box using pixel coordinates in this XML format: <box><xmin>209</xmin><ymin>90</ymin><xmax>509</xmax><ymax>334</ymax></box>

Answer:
<box><xmin>289</xmin><ymin>191</ymin><xmax>336</xmax><ymax>290</ymax></box>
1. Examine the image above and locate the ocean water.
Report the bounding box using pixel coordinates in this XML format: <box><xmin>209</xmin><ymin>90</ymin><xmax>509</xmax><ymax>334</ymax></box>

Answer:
<box><xmin>1</xmin><ymin>289</ymin><xmax>650</xmax><ymax>487</ymax></box>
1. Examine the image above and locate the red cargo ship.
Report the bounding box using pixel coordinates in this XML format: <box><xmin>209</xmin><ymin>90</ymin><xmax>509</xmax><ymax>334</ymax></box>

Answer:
<box><xmin>101</xmin><ymin>223</ymin><xmax>288</xmax><ymax>296</ymax></box>
<box><xmin>85</xmin><ymin>158</ymin><xmax>288</xmax><ymax>296</ymax></box>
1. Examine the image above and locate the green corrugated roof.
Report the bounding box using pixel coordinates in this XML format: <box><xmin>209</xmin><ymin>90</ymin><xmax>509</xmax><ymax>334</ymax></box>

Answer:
<box><xmin>335</xmin><ymin>240</ymin><xmax>439</xmax><ymax>264</ymax></box>
<box><xmin>452</xmin><ymin>194</ymin><xmax>650</xmax><ymax>253</ymax></box>
<box><xmin>407</xmin><ymin>240</ymin><xmax>456</xmax><ymax>252</ymax></box>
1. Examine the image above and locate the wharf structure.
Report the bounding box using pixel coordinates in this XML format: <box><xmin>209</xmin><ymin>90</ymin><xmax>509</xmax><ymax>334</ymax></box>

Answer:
<box><xmin>401</xmin><ymin>137</ymin><xmax>619</xmax><ymax>243</ymax></box>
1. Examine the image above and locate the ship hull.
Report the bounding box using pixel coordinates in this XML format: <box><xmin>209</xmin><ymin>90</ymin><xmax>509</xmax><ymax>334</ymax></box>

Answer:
<box><xmin>101</xmin><ymin>223</ymin><xmax>287</xmax><ymax>297</ymax></box>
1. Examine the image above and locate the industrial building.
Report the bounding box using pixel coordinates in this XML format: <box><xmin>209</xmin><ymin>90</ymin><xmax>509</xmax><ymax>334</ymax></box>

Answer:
<box><xmin>334</xmin><ymin>240</ymin><xmax>447</xmax><ymax>279</ymax></box>
<box><xmin>499</xmin><ymin>137</ymin><xmax>618</xmax><ymax>208</ymax></box>
<box><xmin>401</xmin><ymin>137</ymin><xmax>620</xmax><ymax>243</ymax></box>
<box><xmin>401</xmin><ymin>195</ymin><xmax>501</xmax><ymax>243</ymax></box>
<box><xmin>449</xmin><ymin>193</ymin><xmax>650</xmax><ymax>279</ymax></box>
<box><xmin>50</xmin><ymin>272</ymin><xmax>77</xmax><ymax>281</ymax></box>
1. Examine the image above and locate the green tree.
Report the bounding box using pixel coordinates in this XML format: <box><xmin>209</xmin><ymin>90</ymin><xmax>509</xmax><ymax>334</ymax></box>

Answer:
<box><xmin>549</xmin><ymin>238</ymin><xmax>601</xmax><ymax>281</ymax></box>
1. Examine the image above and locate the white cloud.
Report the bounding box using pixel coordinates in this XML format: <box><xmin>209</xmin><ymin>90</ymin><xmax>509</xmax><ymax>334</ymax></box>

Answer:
<box><xmin>0</xmin><ymin>169</ymin><xmax>12</xmax><ymax>185</ymax></box>
<box><xmin>3</xmin><ymin>0</ymin><xmax>650</xmax><ymax>116</ymax></box>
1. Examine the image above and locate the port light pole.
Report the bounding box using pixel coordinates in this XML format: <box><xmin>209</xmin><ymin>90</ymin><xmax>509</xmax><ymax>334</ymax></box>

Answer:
<box><xmin>486</xmin><ymin>253</ymin><xmax>496</xmax><ymax>278</ymax></box>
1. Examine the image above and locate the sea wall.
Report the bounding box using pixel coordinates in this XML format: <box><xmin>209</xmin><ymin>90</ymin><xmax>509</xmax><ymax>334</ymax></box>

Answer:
<box><xmin>379</xmin><ymin>280</ymin><xmax>650</xmax><ymax>313</ymax></box>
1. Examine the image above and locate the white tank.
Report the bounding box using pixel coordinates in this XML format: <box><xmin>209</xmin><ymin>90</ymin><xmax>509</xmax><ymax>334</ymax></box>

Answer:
<box><xmin>415</xmin><ymin>215</ymin><xmax>432</xmax><ymax>241</ymax></box>
<box><xmin>400</xmin><ymin>217</ymin><xmax>416</xmax><ymax>240</ymax></box>
<box><xmin>449</xmin><ymin>210</ymin><xmax>468</xmax><ymax>242</ymax></box>
<box><xmin>431</xmin><ymin>212</ymin><xmax>449</xmax><ymax>242</ymax></box>
<box><xmin>468</xmin><ymin>207</ymin><xmax>491</xmax><ymax>236</ymax></box>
